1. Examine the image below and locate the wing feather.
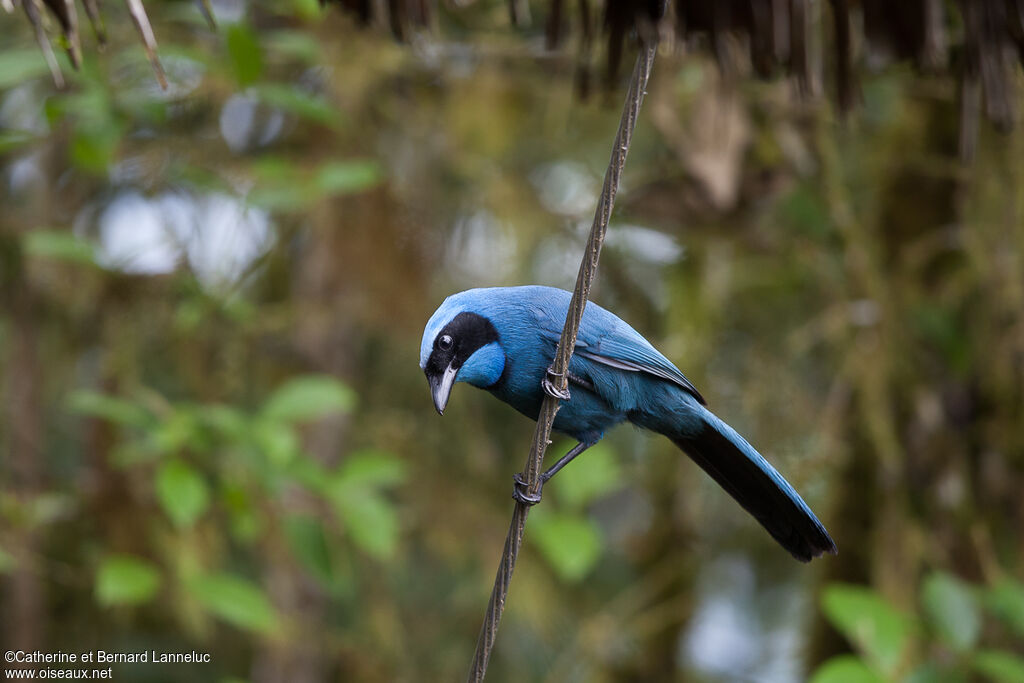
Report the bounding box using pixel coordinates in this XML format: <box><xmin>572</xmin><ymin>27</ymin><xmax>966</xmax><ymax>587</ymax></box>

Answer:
<box><xmin>577</xmin><ymin>344</ymin><xmax>706</xmax><ymax>405</ymax></box>
<box><xmin>531</xmin><ymin>292</ymin><xmax>706</xmax><ymax>405</ymax></box>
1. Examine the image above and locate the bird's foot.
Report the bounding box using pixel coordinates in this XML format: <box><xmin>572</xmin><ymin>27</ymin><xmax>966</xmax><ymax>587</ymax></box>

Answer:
<box><xmin>512</xmin><ymin>472</ymin><xmax>543</xmax><ymax>506</ymax></box>
<box><xmin>542</xmin><ymin>366</ymin><xmax>571</xmax><ymax>401</ymax></box>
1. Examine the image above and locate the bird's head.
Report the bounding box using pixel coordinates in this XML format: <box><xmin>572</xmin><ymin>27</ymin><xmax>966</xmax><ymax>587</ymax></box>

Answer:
<box><xmin>420</xmin><ymin>296</ymin><xmax>505</xmax><ymax>415</ymax></box>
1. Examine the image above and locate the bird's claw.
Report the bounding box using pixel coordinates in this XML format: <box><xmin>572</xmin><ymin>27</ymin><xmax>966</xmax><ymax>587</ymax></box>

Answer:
<box><xmin>542</xmin><ymin>366</ymin><xmax>571</xmax><ymax>401</ymax></box>
<box><xmin>512</xmin><ymin>472</ymin><xmax>543</xmax><ymax>505</ymax></box>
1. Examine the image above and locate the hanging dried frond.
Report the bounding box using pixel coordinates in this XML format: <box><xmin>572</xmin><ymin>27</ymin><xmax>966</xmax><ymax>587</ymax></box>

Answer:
<box><xmin>327</xmin><ymin>0</ymin><xmax>1022</xmax><ymax>138</ymax></box>
<box><xmin>22</xmin><ymin>0</ymin><xmax>65</xmax><ymax>88</ymax></box>
<box><xmin>53</xmin><ymin>0</ymin><xmax>82</xmax><ymax>67</ymax></box>
<box><xmin>80</xmin><ymin>0</ymin><xmax>106</xmax><ymax>45</ymax></box>
<box><xmin>123</xmin><ymin>0</ymin><xmax>166</xmax><ymax>88</ymax></box>
<box><xmin>5</xmin><ymin>0</ymin><xmax>1023</xmax><ymax>149</ymax></box>
<box><xmin>195</xmin><ymin>0</ymin><xmax>216</xmax><ymax>31</ymax></box>
<box><xmin>9</xmin><ymin>0</ymin><xmax>164</xmax><ymax>89</ymax></box>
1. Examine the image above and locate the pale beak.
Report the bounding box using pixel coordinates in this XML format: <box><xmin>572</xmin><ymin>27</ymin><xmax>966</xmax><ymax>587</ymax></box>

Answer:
<box><xmin>428</xmin><ymin>363</ymin><xmax>458</xmax><ymax>415</ymax></box>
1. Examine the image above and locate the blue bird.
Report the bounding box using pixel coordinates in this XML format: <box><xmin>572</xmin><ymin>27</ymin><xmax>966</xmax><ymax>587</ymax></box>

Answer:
<box><xmin>420</xmin><ymin>285</ymin><xmax>836</xmax><ymax>562</ymax></box>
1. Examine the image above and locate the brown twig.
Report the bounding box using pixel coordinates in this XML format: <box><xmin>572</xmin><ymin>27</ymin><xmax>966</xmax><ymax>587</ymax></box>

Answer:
<box><xmin>465</xmin><ymin>38</ymin><xmax>658</xmax><ymax>683</ymax></box>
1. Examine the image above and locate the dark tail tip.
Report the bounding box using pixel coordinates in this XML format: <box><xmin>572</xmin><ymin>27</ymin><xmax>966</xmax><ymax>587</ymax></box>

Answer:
<box><xmin>787</xmin><ymin>521</ymin><xmax>838</xmax><ymax>563</ymax></box>
<box><xmin>671</xmin><ymin>421</ymin><xmax>837</xmax><ymax>563</ymax></box>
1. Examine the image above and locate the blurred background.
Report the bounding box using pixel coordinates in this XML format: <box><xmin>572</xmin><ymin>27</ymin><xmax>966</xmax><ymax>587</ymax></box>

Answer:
<box><xmin>2</xmin><ymin>1</ymin><xmax>1023</xmax><ymax>681</ymax></box>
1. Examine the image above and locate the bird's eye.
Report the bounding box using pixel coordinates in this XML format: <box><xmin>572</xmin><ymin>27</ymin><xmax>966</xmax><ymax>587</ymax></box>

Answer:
<box><xmin>438</xmin><ymin>334</ymin><xmax>454</xmax><ymax>351</ymax></box>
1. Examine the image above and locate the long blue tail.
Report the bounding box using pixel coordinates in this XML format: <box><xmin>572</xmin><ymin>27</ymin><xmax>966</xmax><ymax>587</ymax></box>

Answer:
<box><xmin>637</xmin><ymin>398</ymin><xmax>836</xmax><ymax>562</ymax></box>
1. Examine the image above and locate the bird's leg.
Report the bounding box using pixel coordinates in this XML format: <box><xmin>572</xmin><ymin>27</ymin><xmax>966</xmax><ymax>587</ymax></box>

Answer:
<box><xmin>512</xmin><ymin>441</ymin><xmax>594</xmax><ymax>505</ymax></box>
<box><xmin>540</xmin><ymin>440</ymin><xmax>594</xmax><ymax>482</ymax></box>
<box><xmin>541</xmin><ymin>364</ymin><xmax>572</xmax><ymax>400</ymax></box>
<box><xmin>511</xmin><ymin>472</ymin><xmax>542</xmax><ymax>505</ymax></box>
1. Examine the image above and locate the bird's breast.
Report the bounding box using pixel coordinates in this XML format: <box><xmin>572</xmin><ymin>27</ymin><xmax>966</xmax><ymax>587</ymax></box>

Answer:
<box><xmin>487</xmin><ymin>357</ymin><xmax>626</xmax><ymax>442</ymax></box>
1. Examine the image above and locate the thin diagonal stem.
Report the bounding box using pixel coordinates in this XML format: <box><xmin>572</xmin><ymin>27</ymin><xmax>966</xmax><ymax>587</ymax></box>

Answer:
<box><xmin>465</xmin><ymin>39</ymin><xmax>658</xmax><ymax>683</ymax></box>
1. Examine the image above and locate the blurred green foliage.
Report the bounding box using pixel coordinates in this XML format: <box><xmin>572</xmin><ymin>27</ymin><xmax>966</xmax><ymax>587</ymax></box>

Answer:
<box><xmin>96</xmin><ymin>554</ymin><xmax>162</xmax><ymax>606</ymax></box>
<box><xmin>189</xmin><ymin>572</ymin><xmax>279</xmax><ymax>635</ymax></box>
<box><xmin>532</xmin><ymin>442</ymin><xmax>622</xmax><ymax>582</ymax></box>
<box><xmin>65</xmin><ymin>373</ymin><xmax>405</xmax><ymax>634</ymax></box>
<box><xmin>813</xmin><ymin>574</ymin><xmax>1024</xmax><ymax>683</ymax></box>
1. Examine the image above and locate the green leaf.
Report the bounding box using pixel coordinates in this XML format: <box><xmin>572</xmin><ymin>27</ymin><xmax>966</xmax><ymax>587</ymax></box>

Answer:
<box><xmin>67</xmin><ymin>391</ymin><xmax>153</xmax><ymax>428</ymax></box>
<box><xmin>973</xmin><ymin>651</ymin><xmax>1024</xmax><ymax>683</ymax></box>
<box><xmin>290</xmin><ymin>0</ymin><xmax>322</xmax><ymax>21</ymax></box>
<box><xmin>314</xmin><ymin>161</ymin><xmax>381</xmax><ymax>194</ymax></box>
<box><xmin>22</xmin><ymin>230</ymin><xmax>96</xmax><ymax>265</ymax></box>
<box><xmin>253</xmin><ymin>420</ymin><xmax>300</xmax><ymax>467</ymax></box>
<box><xmin>287</xmin><ymin>457</ymin><xmax>330</xmax><ymax>492</ymax></box>
<box><xmin>265</xmin><ymin>30</ymin><xmax>322</xmax><ymax>63</ymax></box>
<box><xmin>809</xmin><ymin>655</ymin><xmax>885</xmax><ymax>683</ymax></box>
<box><xmin>150</xmin><ymin>408</ymin><xmax>204</xmax><ymax>455</ymax></box>
<box><xmin>285</xmin><ymin>515</ymin><xmax>333</xmax><ymax>584</ymax></box>
<box><xmin>247</xmin><ymin>184</ymin><xmax>309</xmax><ymax>211</ymax></box>
<box><xmin>223</xmin><ymin>484</ymin><xmax>261</xmax><ymax>542</ymax></box>
<box><xmin>70</xmin><ymin>123</ymin><xmax>122</xmax><ymax>173</ymax></box>
<box><xmin>0</xmin><ymin>50</ymin><xmax>52</xmax><ymax>89</ymax></box>
<box><xmin>0</xmin><ymin>131</ymin><xmax>35</xmax><ymax>154</ymax></box>
<box><xmin>188</xmin><ymin>572</ymin><xmax>277</xmax><ymax>634</ymax></box>
<box><xmin>904</xmin><ymin>662</ymin><xmax>965</xmax><ymax>683</ymax></box>
<box><xmin>325</xmin><ymin>452</ymin><xmax>404</xmax><ymax>560</ymax></box>
<box><xmin>262</xmin><ymin>376</ymin><xmax>357</xmax><ymax>422</ymax></box>
<box><xmin>551</xmin><ymin>440</ymin><xmax>621</xmax><ymax>508</ymax></box>
<box><xmin>201</xmin><ymin>404</ymin><xmax>250</xmax><ymax>442</ymax></box>
<box><xmin>254</xmin><ymin>84</ymin><xmax>339</xmax><ymax>126</ymax></box>
<box><xmin>531</xmin><ymin>509</ymin><xmax>603</xmax><ymax>582</ymax></box>
<box><xmin>250</xmin><ymin>155</ymin><xmax>298</xmax><ymax>179</ymax></box>
<box><xmin>95</xmin><ymin>555</ymin><xmax>161</xmax><ymax>606</ymax></box>
<box><xmin>984</xmin><ymin>578</ymin><xmax>1024</xmax><ymax>637</ymax></box>
<box><xmin>820</xmin><ymin>583</ymin><xmax>914</xmax><ymax>676</ymax></box>
<box><xmin>225</xmin><ymin>24</ymin><xmax>263</xmax><ymax>87</ymax></box>
<box><xmin>247</xmin><ymin>159</ymin><xmax>379</xmax><ymax>210</ymax></box>
<box><xmin>331</xmin><ymin>487</ymin><xmax>400</xmax><ymax>560</ymax></box>
<box><xmin>155</xmin><ymin>460</ymin><xmax>210</xmax><ymax>529</ymax></box>
<box><xmin>336</xmin><ymin>450</ymin><xmax>406</xmax><ymax>488</ymax></box>
<box><xmin>921</xmin><ymin>571</ymin><xmax>980</xmax><ymax>652</ymax></box>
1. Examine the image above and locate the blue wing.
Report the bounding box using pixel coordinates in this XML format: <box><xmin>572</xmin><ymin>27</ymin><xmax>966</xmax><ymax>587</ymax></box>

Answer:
<box><xmin>528</xmin><ymin>288</ymin><xmax>706</xmax><ymax>405</ymax></box>
<box><xmin>576</xmin><ymin>338</ymin><xmax>706</xmax><ymax>405</ymax></box>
